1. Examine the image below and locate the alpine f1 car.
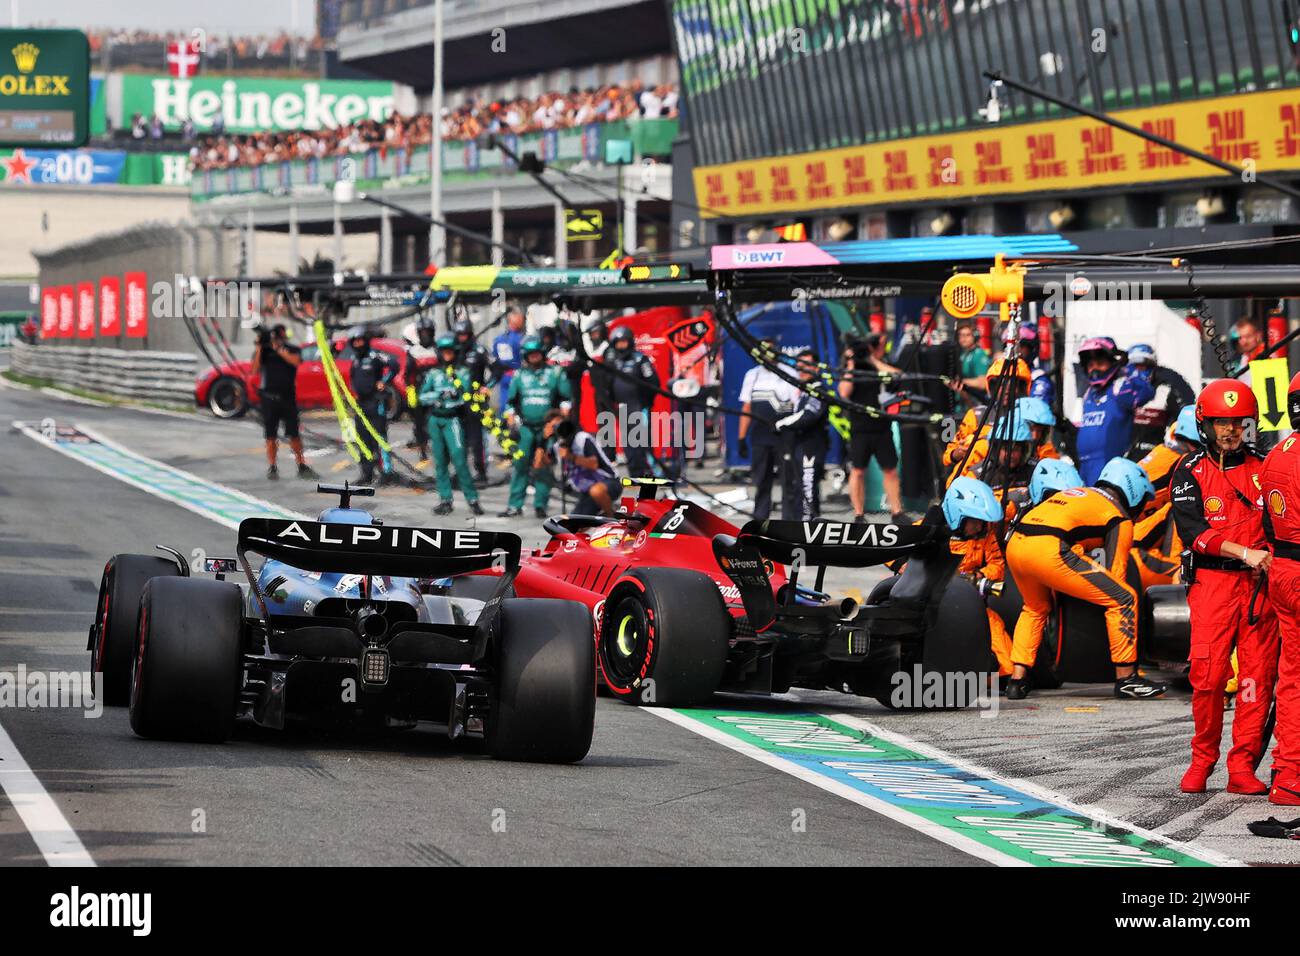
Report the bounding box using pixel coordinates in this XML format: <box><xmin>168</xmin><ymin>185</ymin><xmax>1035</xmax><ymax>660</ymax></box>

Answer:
<box><xmin>89</xmin><ymin>484</ymin><xmax>595</xmax><ymax>762</ymax></box>
<box><xmin>494</xmin><ymin>480</ymin><xmax>994</xmax><ymax>708</ymax></box>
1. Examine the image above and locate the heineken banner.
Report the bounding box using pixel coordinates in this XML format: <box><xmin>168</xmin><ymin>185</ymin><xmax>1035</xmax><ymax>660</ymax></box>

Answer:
<box><xmin>116</xmin><ymin>74</ymin><xmax>399</xmax><ymax>133</ymax></box>
<box><xmin>0</xmin><ymin>148</ymin><xmax>190</xmax><ymax>186</ymax></box>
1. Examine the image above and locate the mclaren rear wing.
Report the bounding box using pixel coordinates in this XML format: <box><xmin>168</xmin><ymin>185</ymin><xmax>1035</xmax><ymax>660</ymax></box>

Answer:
<box><xmin>712</xmin><ymin>518</ymin><xmax>944</xmax><ymax>632</ymax></box>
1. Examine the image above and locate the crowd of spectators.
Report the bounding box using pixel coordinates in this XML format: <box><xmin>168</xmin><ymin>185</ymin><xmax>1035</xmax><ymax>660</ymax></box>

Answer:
<box><xmin>188</xmin><ymin>81</ymin><xmax>677</xmax><ymax>172</ymax></box>
<box><xmin>82</xmin><ymin>28</ymin><xmax>325</xmax><ymax>72</ymax></box>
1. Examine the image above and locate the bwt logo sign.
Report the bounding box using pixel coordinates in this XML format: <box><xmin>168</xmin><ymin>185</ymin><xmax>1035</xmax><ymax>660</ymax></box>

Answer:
<box><xmin>732</xmin><ymin>249</ymin><xmax>786</xmax><ymax>265</ymax></box>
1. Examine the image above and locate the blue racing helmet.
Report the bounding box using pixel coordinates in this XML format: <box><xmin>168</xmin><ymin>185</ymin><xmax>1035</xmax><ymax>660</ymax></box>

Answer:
<box><xmin>992</xmin><ymin>414</ymin><xmax>1033</xmax><ymax>443</ymax></box>
<box><xmin>1096</xmin><ymin>457</ymin><xmax>1155</xmax><ymax>510</ymax></box>
<box><xmin>1128</xmin><ymin>343</ymin><xmax>1156</xmax><ymax>366</ymax></box>
<box><xmin>1172</xmin><ymin>405</ymin><xmax>1199</xmax><ymax>444</ymax></box>
<box><xmin>1029</xmin><ymin>458</ymin><xmax>1082</xmax><ymax>505</ymax></box>
<box><xmin>1016</xmin><ymin>396</ymin><xmax>1056</xmax><ymax>428</ymax></box>
<box><xmin>942</xmin><ymin>477</ymin><xmax>1003</xmax><ymax>531</ymax></box>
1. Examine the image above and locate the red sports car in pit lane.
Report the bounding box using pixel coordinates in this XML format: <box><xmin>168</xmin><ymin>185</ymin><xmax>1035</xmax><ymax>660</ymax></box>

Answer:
<box><xmin>451</xmin><ymin>481</ymin><xmax>992</xmax><ymax>708</ymax></box>
<box><xmin>195</xmin><ymin>336</ymin><xmax>430</xmax><ymax>421</ymax></box>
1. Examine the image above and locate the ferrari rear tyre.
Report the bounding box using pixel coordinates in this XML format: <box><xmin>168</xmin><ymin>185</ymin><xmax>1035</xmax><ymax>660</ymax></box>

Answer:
<box><xmin>599</xmin><ymin>567</ymin><xmax>729</xmax><ymax>707</ymax></box>
<box><xmin>91</xmin><ymin>554</ymin><xmax>181</xmax><ymax>706</ymax></box>
<box><xmin>446</xmin><ymin>574</ymin><xmax>516</xmax><ymax>602</ymax></box>
<box><xmin>129</xmin><ymin>577</ymin><xmax>243</xmax><ymax>743</ymax></box>
<box><xmin>486</xmin><ymin>598</ymin><xmax>595</xmax><ymax>763</ymax></box>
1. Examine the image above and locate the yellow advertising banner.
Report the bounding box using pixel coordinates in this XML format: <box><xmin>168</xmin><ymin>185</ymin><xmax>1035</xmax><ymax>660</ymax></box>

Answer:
<box><xmin>694</xmin><ymin>88</ymin><xmax>1300</xmax><ymax>218</ymax></box>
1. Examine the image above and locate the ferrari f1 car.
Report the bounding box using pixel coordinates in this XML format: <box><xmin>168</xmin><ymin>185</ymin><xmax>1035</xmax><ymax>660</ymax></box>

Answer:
<box><xmin>89</xmin><ymin>484</ymin><xmax>595</xmax><ymax>763</ymax></box>
<box><xmin>494</xmin><ymin>481</ymin><xmax>995</xmax><ymax>708</ymax></box>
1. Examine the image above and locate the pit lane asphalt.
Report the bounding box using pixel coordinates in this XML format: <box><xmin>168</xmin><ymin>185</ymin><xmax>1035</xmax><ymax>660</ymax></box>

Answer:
<box><xmin>2</xmin><ymin>379</ymin><xmax>1295</xmax><ymax>866</ymax></box>
<box><xmin>0</xmin><ymin>383</ymin><xmax>973</xmax><ymax>866</ymax></box>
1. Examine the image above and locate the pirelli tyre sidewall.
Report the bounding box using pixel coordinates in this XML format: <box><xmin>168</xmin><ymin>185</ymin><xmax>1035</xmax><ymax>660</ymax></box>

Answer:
<box><xmin>599</xmin><ymin>567</ymin><xmax>730</xmax><ymax>707</ymax></box>
<box><xmin>129</xmin><ymin>576</ymin><xmax>243</xmax><ymax>743</ymax></box>
<box><xmin>486</xmin><ymin>598</ymin><xmax>595</xmax><ymax>763</ymax></box>
<box><xmin>92</xmin><ymin>554</ymin><xmax>181</xmax><ymax>707</ymax></box>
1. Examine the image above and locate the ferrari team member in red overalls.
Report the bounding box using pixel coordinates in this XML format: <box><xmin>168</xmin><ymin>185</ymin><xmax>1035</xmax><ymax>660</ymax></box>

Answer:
<box><xmin>1259</xmin><ymin>372</ymin><xmax>1300</xmax><ymax>805</ymax></box>
<box><xmin>1170</xmin><ymin>380</ymin><xmax>1278</xmax><ymax>795</ymax></box>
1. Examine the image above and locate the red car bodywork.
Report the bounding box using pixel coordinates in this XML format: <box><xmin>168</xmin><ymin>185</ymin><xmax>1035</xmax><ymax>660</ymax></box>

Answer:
<box><xmin>194</xmin><ymin>337</ymin><xmax>432</xmax><ymax>413</ymax></box>
<box><xmin>508</xmin><ymin>494</ymin><xmax>786</xmax><ymax>633</ymax></box>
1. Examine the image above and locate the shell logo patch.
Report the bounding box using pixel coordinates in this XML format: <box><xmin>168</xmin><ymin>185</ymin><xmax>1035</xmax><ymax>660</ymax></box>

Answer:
<box><xmin>1224</xmin><ymin>390</ymin><xmax>1240</xmax><ymax>409</ymax></box>
<box><xmin>1205</xmin><ymin>496</ymin><xmax>1224</xmax><ymax>514</ymax></box>
<box><xmin>1270</xmin><ymin>490</ymin><xmax>1287</xmax><ymax>516</ymax></box>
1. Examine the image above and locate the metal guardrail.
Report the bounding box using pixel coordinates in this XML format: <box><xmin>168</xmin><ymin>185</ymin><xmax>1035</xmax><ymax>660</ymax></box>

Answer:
<box><xmin>11</xmin><ymin>341</ymin><xmax>198</xmax><ymax>406</ymax></box>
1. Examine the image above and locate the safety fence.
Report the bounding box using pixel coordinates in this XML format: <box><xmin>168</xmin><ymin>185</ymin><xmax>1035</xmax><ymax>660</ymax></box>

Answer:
<box><xmin>10</xmin><ymin>340</ymin><xmax>197</xmax><ymax>406</ymax></box>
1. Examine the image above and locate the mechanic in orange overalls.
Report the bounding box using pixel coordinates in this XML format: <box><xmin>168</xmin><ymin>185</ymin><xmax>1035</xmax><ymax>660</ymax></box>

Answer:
<box><xmin>1004</xmin><ymin>457</ymin><xmax>1165</xmax><ymax>701</ymax></box>
<box><xmin>942</xmin><ymin>476</ymin><xmax>1014</xmax><ymax>675</ymax></box>
<box><xmin>943</xmin><ymin>358</ymin><xmax>1031</xmax><ymax>472</ymax></box>
<box><xmin>1260</xmin><ymin>372</ymin><xmax>1300</xmax><ymax>805</ymax></box>
<box><xmin>1131</xmin><ymin>406</ymin><xmax>1200</xmax><ymax>589</ymax></box>
<box><xmin>1171</xmin><ymin>380</ymin><xmax>1277</xmax><ymax>795</ymax></box>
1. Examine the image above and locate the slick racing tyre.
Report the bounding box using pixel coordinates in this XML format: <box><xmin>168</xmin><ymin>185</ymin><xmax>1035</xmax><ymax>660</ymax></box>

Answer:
<box><xmin>207</xmin><ymin>376</ymin><xmax>248</xmax><ymax>419</ymax></box>
<box><xmin>599</xmin><ymin>567</ymin><xmax>729</xmax><ymax>707</ymax></box>
<box><xmin>129</xmin><ymin>577</ymin><xmax>243</xmax><ymax>743</ymax></box>
<box><xmin>486</xmin><ymin>598</ymin><xmax>595</xmax><ymax>763</ymax></box>
<box><xmin>862</xmin><ymin>576</ymin><xmax>997</xmax><ymax>709</ymax></box>
<box><xmin>91</xmin><ymin>554</ymin><xmax>181</xmax><ymax>707</ymax></box>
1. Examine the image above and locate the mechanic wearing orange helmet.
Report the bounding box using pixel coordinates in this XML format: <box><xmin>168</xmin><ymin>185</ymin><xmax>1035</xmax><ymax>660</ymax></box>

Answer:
<box><xmin>1257</xmin><ymin>372</ymin><xmax>1300</xmax><ymax>805</ymax></box>
<box><xmin>1004</xmin><ymin>456</ymin><xmax>1164</xmax><ymax>701</ymax></box>
<box><xmin>1171</xmin><ymin>379</ymin><xmax>1277</xmax><ymax>795</ymax></box>
<box><xmin>942</xmin><ymin>357</ymin><xmax>1031</xmax><ymax>471</ymax></box>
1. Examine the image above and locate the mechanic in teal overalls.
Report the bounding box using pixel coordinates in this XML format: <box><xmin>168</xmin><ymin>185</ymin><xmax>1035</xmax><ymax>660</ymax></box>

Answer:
<box><xmin>420</xmin><ymin>333</ymin><xmax>485</xmax><ymax>516</ymax></box>
<box><xmin>499</xmin><ymin>335</ymin><xmax>571</xmax><ymax>518</ymax></box>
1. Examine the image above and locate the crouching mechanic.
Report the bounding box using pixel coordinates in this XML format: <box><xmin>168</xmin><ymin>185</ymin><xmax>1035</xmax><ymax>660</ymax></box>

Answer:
<box><xmin>942</xmin><ymin>477</ymin><xmax>1015</xmax><ymax>676</ymax></box>
<box><xmin>1172</xmin><ymin>380</ymin><xmax>1277</xmax><ymax>794</ymax></box>
<box><xmin>1260</xmin><ymin>372</ymin><xmax>1300</xmax><ymax>805</ymax></box>
<box><xmin>544</xmin><ymin>411</ymin><xmax>620</xmax><ymax>517</ymax></box>
<box><xmin>1004</xmin><ymin>457</ymin><xmax>1164</xmax><ymax>701</ymax></box>
<box><xmin>419</xmin><ymin>333</ymin><xmax>484</xmax><ymax>516</ymax></box>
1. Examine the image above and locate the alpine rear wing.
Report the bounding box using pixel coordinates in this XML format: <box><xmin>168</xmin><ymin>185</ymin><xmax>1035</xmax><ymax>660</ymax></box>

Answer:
<box><xmin>237</xmin><ymin>518</ymin><xmax>521</xmax><ymax>625</ymax></box>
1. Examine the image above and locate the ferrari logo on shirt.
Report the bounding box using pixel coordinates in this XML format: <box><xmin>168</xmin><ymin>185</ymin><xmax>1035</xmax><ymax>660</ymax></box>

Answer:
<box><xmin>1286</xmin><ymin>435</ymin><xmax>1299</xmax><ymax>453</ymax></box>
<box><xmin>1270</xmin><ymin>490</ymin><xmax>1287</xmax><ymax>516</ymax></box>
<box><xmin>1205</xmin><ymin>496</ymin><xmax>1224</xmax><ymax>514</ymax></box>
<box><xmin>1253</xmin><ymin>474</ymin><xmax>1262</xmax><ymax>489</ymax></box>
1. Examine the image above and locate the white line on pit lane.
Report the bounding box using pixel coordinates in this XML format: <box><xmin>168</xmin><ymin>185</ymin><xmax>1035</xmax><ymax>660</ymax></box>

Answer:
<box><xmin>647</xmin><ymin>707</ymin><xmax>1026</xmax><ymax>866</ymax></box>
<box><xmin>0</xmin><ymin>718</ymin><xmax>94</xmax><ymax>866</ymax></box>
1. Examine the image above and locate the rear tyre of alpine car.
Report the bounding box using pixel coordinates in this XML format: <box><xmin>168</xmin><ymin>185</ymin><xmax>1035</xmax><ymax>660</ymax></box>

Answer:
<box><xmin>487</xmin><ymin>598</ymin><xmax>595</xmax><ymax>763</ymax></box>
<box><xmin>91</xmin><ymin>554</ymin><xmax>181</xmax><ymax>706</ymax></box>
<box><xmin>129</xmin><ymin>577</ymin><xmax>243</xmax><ymax>743</ymax></box>
<box><xmin>598</xmin><ymin>567</ymin><xmax>729</xmax><ymax>707</ymax></box>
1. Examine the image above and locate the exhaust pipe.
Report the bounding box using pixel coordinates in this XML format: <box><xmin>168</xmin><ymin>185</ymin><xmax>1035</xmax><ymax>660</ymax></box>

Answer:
<box><xmin>836</xmin><ymin>596</ymin><xmax>858</xmax><ymax>620</ymax></box>
<box><xmin>353</xmin><ymin>606</ymin><xmax>389</xmax><ymax>641</ymax></box>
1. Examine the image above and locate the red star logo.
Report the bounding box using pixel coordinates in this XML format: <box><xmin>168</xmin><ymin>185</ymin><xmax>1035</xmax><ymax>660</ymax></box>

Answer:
<box><xmin>3</xmin><ymin>149</ymin><xmax>37</xmax><ymax>184</ymax></box>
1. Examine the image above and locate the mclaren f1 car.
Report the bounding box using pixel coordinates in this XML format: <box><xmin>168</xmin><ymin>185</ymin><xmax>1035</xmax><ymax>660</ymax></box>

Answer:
<box><xmin>475</xmin><ymin>480</ymin><xmax>995</xmax><ymax>708</ymax></box>
<box><xmin>88</xmin><ymin>483</ymin><xmax>595</xmax><ymax>763</ymax></box>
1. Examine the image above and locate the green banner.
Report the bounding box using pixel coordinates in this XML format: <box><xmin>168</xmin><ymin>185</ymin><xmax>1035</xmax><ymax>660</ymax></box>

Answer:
<box><xmin>117</xmin><ymin>74</ymin><xmax>398</xmax><ymax>134</ymax></box>
<box><xmin>0</xmin><ymin>28</ymin><xmax>90</xmax><ymax>147</ymax></box>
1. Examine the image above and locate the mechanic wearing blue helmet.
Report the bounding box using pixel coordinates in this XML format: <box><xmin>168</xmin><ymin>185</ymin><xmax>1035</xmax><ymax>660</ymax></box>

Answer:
<box><xmin>974</xmin><ymin>414</ymin><xmax>1036</xmax><ymax>491</ymax></box>
<box><xmin>1004</xmin><ymin>456</ymin><xmax>1165</xmax><ymax>700</ymax></box>
<box><xmin>1029</xmin><ymin>457</ymin><xmax>1082</xmax><ymax>506</ymax></box>
<box><xmin>1016</xmin><ymin>396</ymin><xmax>1060</xmax><ymax>462</ymax></box>
<box><xmin>1128</xmin><ymin>343</ymin><xmax>1198</xmax><ymax>458</ymax></box>
<box><xmin>943</xmin><ymin>476</ymin><xmax>1018</xmax><ymax>676</ymax></box>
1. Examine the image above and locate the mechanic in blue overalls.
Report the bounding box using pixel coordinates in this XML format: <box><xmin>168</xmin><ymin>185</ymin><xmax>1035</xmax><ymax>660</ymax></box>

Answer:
<box><xmin>348</xmin><ymin>326</ymin><xmax>400</xmax><ymax>486</ymax></box>
<box><xmin>492</xmin><ymin>308</ymin><xmax>526</xmax><ymax>412</ymax></box>
<box><xmin>1075</xmin><ymin>336</ymin><xmax>1155</xmax><ymax>485</ymax></box>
